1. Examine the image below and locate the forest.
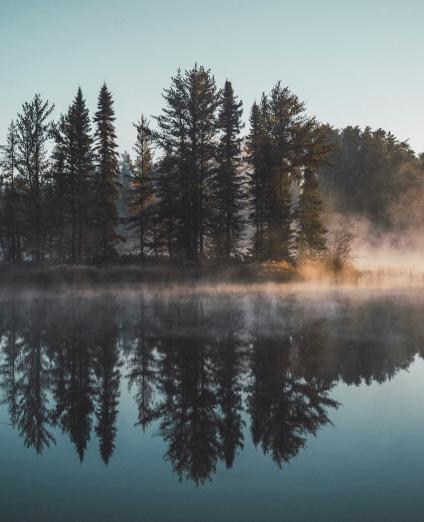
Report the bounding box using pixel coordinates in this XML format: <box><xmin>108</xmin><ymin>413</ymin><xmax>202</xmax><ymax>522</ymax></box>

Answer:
<box><xmin>1</xmin><ymin>64</ymin><xmax>423</xmax><ymax>269</ymax></box>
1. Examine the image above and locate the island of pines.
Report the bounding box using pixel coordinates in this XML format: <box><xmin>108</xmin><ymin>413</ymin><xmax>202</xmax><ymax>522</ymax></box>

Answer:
<box><xmin>1</xmin><ymin>65</ymin><xmax>422</xmax><ymax>284</ymax></box>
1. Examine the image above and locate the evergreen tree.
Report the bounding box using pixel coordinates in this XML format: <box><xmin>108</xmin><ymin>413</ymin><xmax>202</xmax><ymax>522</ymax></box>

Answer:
<box><xmin>265</xmin><ymin>83</ymin><xmax>308</xmax><ymax>261</ymax></box>
<box><xmin>247</xmin><ymin>84</ymin><xmax>330</xmax><ymax>262</ymax></box>
<box><xmin>93</xmin><ymin>83</ymin><xmax>120</xmax><ymax>261</ymax></box>
<box><xmin>16</xmin><ymin>95</ymin><xmax>54</xmax><ymax>263</ymax></box>
<box><xmin>115</xmin><ymin>152</ymin><xmax>131</xmax><ymax>254</ymax></box>
<box><xmin>296</xmin><ymin>169</ymin><xmax>327</xmax><ymax>257</ymax></box>
<box><xmin>50</xmin><ymin>114</ymin><xmax>68</xmax><ymax>260</ymax></box>
<box><xmin>117</xmin><ymin>152</ymin><xmax>131</xmax><ymax>221</ymax></box>
<box><xmin>0</xmin><ymin>121</ymin><xmax>22</xmax><ymax>261</ymax></box>
<box><xmin>155</xmin><ymin>153</ymin><xmax>181</xmax><ymax>258</ymax></box>
<box><xmin>212</xmin><ymin>80</ymin><xmax>245</xmax><ymax>259</ymax></box>
<box><xmin>67</xmin><ymin>88</ymin><xmax>94</xmax><ymax>262</ymax></box>
<box><xmin>296</xmin><ymin>124</ymin><xmax>331</xmax><ymax>257</ymax></box>
<box><xmin>319</xmin><ymin>125</ymin><xmax>424</xmax><ymax>231</ymax></box>
<box><xmin>155</xmin><ymin>65</ymin><xmax>219</xmax><ymax>263</ymax></box>
<box><xmin>127</xmin><ymin>115</ymin><xmax>154</xmax><ymax>259</ymax></box>
<box><xmin>246</xmin><ymin>101</ymin><xmax>268</xmax><ymax>260</ymax></box>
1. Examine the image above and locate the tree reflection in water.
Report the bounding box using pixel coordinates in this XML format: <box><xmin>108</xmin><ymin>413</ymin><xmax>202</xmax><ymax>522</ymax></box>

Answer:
<box><xmin>0</xmin><ymin>291</ymin><xmax>422</xmax><ymax>484</ymax></box>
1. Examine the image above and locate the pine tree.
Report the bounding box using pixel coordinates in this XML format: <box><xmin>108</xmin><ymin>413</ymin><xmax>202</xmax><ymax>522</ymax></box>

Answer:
<box><xmin>185</xmin><ymin>65</ymin><xmax>219</xmax><ymax>259</ymax></box>
<box><xmin>296</xmin><ymin>124</ymin><xmax>330</xmax><ymax>257</ymax></box>
<box><xmin>67</xmin><ymin>88</ymin><xmax>94</xmax><ymax>262</ymax></box>
<box><xmin>50</xmin><ymin>88</ymin><xmax>94</xmax><ymax>262</ymax></box>
<box><xmin>247</xmin><ymin>84</ymin><xmax>329</xmax><ymax>262</ymax></box>
<box><xmin>92</xmin><ymin>84</ymin><xmax>120</xmax><ymax>261</ymax></box>
<box><xmin>155</xmin><ymin>153</ymin><xmax>181</xmax><ymax>258</ymax></box>
<box><xmin>155</xmin><ymin>69</ymin><xmax>187</xmax><ymax>259</ymax></box>
<box><xmin>127</xmin><ymin>115</ymin><xmax>154</xmax><ymax>259</ymax></box>
<box><xmin>246</xmin><ymin>101</ymin><xmax>268</xmax><ymax>260</ymax></box>
<box><xmin>50</xmin><ymin>116</ymin><xmax>67</xmax><ymax>260</ymax></box>
<box><xmin>265</xmin><ymin>83</ymin><xmax>309</xmax><ymax>261</ymax></box>
<box><xmin>296</xmin><ymin>169</ymin><xmax>327</xmax><ymax>257</ymax></box>
<box><xmin>16</xmin><ymin>94</ymin><xmax>54</xmax><ymax>263</ymax></box>
<box><xmin>212</xmin><ymin>80</ymin><xmax>245</xmax><ymax>259</ymax></box>
<box><xmin>155</xmin><ymin>65</ymin><xmax>219</xmax><ymax>263</ymax></box>
<box><xmin>0</xmin><ymin>121</ymin><xmax>22</xmax><ymax>261</ymax></box>
<box><xmin>247</xmin><ymin>89</ymin><xmax>295</xmax><ymax>262</ymax></box>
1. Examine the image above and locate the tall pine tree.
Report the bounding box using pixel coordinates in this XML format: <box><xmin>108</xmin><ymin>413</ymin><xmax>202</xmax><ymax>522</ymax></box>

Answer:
<box><xmin>0</xmin><ymin>121</ymin><xmax>22</xmax><ymax>262</ymax></box>
<box><xmin>51</xmin><ymin>88</ymin><xmax>94</xmax><ymax>262</ymax></box>
<box><xmin>212</xmin><ymin>80</ymin><xmax>245</xmax><ymax>259</ymax></box>
<box><xmin>93</xmin><ymin>84</ymin><xmax>120</xmax><ymax>261</ymax></box>
<box><xmin>67</xmin><ymin>87</ymin><xmax>94</xmax><ymax>262</ymax></box>
<box><xmin>16</xmin><ymin>94</ymin><xmax>54</xmax><ymax>263</ymax></box>
<box><xmin>155</xmin><ymin>65</ymin><xmax>219</xmax><ymax>263</ymax></box>
<box><xmin>247</xmin><ymin>101</ymin><xmax>268</xmax><ymax>260</ymax></box>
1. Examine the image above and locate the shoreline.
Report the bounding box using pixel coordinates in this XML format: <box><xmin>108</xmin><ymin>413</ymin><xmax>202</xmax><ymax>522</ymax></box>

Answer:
<box><xmin>0</xmin><ymin>263</ymin><xmax>423</xmax><ymax>295</ymax></box>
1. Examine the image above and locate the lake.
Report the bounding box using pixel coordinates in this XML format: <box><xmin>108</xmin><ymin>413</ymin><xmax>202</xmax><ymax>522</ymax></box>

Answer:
<box><xmin>0</xmin><ymin>286</ymin><xmax>423</xmax><ymax>521</ymax></box>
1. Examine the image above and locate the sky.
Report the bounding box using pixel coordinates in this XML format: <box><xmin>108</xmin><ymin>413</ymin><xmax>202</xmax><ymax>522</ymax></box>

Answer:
<box><xmin>1</xmin><ymin>0</ymin><xmax>423</xmax><ymax>154</ymax></box>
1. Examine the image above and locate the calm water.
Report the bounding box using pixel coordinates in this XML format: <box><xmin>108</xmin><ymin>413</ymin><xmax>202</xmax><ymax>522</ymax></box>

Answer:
<box><xmin>0</xmin><ymin>287</ymin><xmax>423</xmax><ymax>522</ymax></box>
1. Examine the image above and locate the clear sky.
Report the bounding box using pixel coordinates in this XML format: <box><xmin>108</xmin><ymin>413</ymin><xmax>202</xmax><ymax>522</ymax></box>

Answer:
<box><xmin>1</xmin><ymin>0</ymin><xmax>423</xmax><ymax>153</ymax></box>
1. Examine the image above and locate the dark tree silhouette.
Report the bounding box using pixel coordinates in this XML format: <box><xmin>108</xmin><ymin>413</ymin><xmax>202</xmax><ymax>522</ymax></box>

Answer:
<box><xmin>53</xmin><ymin>88</ymin><xmax>94</xmax><ymax>262</ymax></box>
<box><xmin>16</xmin><ymin>94</ymin><xmax>54</xmax><ymax>263</ymax></box>
<box><xmin>155</xmin><ymin>65</ymin><xmax>219</xmax><ymax>263</ymax></box>
<box><xmin>126</xmin><ymin>115</ymin><xmax>155</xmax><ymax>259</ymax></box>
<box><xmin>211</xmin><ymin>80</ymin><xmax>245</xmax><ymax>259</ymax></box>
<box><xmin>16</xmin><ymin>302</ymin><xmax>55</xmax><ymax>453</ymax></box>
<box><xmin>0</xmin><ymin>121</ymin><xmax>22</xmax><ymax>261</ymax></box>
<box><xmin>92</xmin><ymin>304</ymin><xmax>121</xmax><ymax>464</ymax></box>
<box><xmin>92</xmin><ymin>83</ymin><xmax>120</xmax><ymax>260</ymax></box>
<box><xmin>155</xmin><ymin>299</ymin><xmax>221</xmax><ymax>485</ymax></box>
<box><xmin>127</xmin><ymin>297</ymin><xmax>159</xmax><ymax>430</ymax></box>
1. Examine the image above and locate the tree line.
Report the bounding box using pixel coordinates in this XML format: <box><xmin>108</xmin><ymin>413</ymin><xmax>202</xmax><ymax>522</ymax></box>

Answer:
<box><xmin>0</xmin><ymin>65</ymin><xmax>331</xmax><ymax>265</ymax></box>
<box><xmin>2</xmin><ymin>64</ymin><xmax>422</xmax><ymax>266</ymax></box>
<box><xmin>319</xmin><ymin>126</ymin><xmax>424</xmax><ymax>231</ymax></box>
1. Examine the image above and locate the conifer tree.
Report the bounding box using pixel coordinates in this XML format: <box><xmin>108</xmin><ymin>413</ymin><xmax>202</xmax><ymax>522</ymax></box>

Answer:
<box><xmin>50</xmin><ymin>116</ymin><xmax>67</xmax><ymax>260</ymax></box>
<box><xmin>265</xmin><ymin>83</ymin><xmax>309</xmax><ymax>261</ymax></box>
<box><xmin>0</xmin><ymin>121</ymin><xmax>22</xmax><ymax>261</ymax></box>
<box><xmin>155</xmin><ymin>65</ymin><xmax>219</xmax><ymax>263</ymax></box>
<box><xmin>117</xmin><ymin>152</ymin><xmax>131</xmax><ymax>219</ymax></box>
<box><xmin>154</xmin><ymin>70</ymin><xmax>186</xmax><ymax>259</ymax></box>
<box><xmin>50</xmin><ymin>88</ymin><xmax>94</xmax><ymax>262</ymax></box>
<box><xmin>296</xmin><ymin>124</ymin><xmax>330</xmax><ymax>257</ymax></box>
<box><xmin>155</xmin><ymin>154</ymin><xmax>180</xmax><ymax>258</ymax></box>
<box><xmin>16</xmin><ymin>94</ymin><xmax>54</xmax><ymax>263</ymax></box>
<box><xmin>296</xmin><ymin>169</ymin><xmax>327</xmax><ymax>257</ymax></box>
<box><xmin>93</xmin><ymin>83</ymin><xmax>120</xmax><ymax>261</ymax></box>
<box><xmin>127</xmin><ymin>115</ymin><xmax>154</xmax><ymax>259</ymax></box>
<box><xmin>247</xmin><ymin>84</ymin><xmax>329</xmax><ymax>262</ymax></box>
<box><xmin>185</xmin><ymin>65</ymin><xmax>219</xmax><ymax>259</ymax></box>
<box><xmin>67</xmin><ymin>88</ymin><xmax>94</xmax><ymax>262</ymax></box>
<box><xmin>212</xmin><ymin>80</ymin><xmax>245</xmax><ymax>259</ymax></box>
<box><xmin>246</xmin><ymin>101</ymin><xmax>268</xmax><ymax>260</ymax></box>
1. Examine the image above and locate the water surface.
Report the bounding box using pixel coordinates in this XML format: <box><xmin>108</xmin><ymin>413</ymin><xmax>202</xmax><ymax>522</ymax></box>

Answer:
<box><xmin>0</xmin><ymin>287</ymin><xmax>423</xmax><ymax>521</ymax></box>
